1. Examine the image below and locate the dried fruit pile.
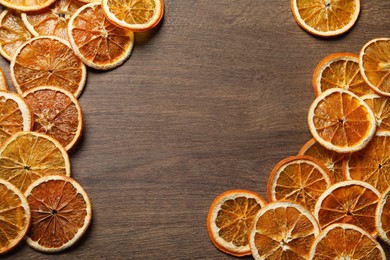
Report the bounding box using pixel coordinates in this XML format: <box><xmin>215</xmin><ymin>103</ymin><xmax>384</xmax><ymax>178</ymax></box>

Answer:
<box><xmin>207</xmin><ymin>38</ymin><xmax>390</xmax><ymax>259</ymax></box>
<box><xmin>0</xmin><ymin>0</ymin><xmax>164</xmax><ymax>255</ymax></box>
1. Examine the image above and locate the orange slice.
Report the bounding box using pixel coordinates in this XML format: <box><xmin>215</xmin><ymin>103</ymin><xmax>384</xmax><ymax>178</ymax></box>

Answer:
<box><xmin>249</xmin><ymin>201</ymin><xmax>320</xmax><ymax>259</ymax></box>
<box><xmin>102</xmin><ymin>0</ymin><xmax>164</xmax><ymax>32</ymax></box>
<box><xmin>78</xmin><ymin>0</ymin><xmax>99</xmax><ymax>2</ymax></box>
<box><xmin>0</xmin><ymin>9</ymin><xmax>32</xmax><ymax>61</ymax></box>
<box><xmin>267</xmin><ymin>155</ymin><xmax>333</xmax><ymax>212</ymax></box>
<box><xmin>359</xmin><ymin>38</ymin><xmax>390</xmax><ymax>96</ymax></box>
<box><xmin>0</xmin><ymin>91</ymin><xmax>32</xmax><ymax>145</ymax></box>
<box><xmin>0</xmin><ymin>131</ymin><xmax>70</xmax><ymax>192</ymax></box>
<box><xmin>308</xmin><ymin>88</ymin><xmax>376</xmax><ymax>153</ymax></box>
<box><xmin>23</xmin><ymin>86</ymin><xmax>83</xmax><ymax>151</ymax></box>
<box><xmin>362</xmin><ymin>94</ymin><xmax>390</xmax><ymax>135</ymax></box>
<box><xmin>314</xmin><ymin>180</ymin><xmax>380</xmax><ymax>236</ymax></box>
<box><xmin>308</xmin><ymin>223</ymin><xmax>386</xmax><ymax>260</ymax></box>
<box><xmin>25</xmin><ymin>175</ymin><xmax>92</xmax><ymax>253</ymax></box>
<box><xmin>344</xmin><ymin>134</ymin><xmax>390</xmax><ymax>193</ymax></box>
<box><xmin>376</xmin><ymin>186</ymin><xmax>390</xmax><ymax>246</ymax></box>
<box><xmin>0</xmin><ymin>179</ymin><xmax>30</xmax><ymax>255</ymax></box>
<box><xmin>207</xmin><ymin>190</ymin><xmax>266</xmax><ymax>257</ymax></box>
<box><xmin>10</xmin><ymin>36</ymin><xmax>87</xmax><ymax>98</ymax></box>
<box><xmin>290</xmin><ymin>0</ymin><xmax>360</xmax><ymax>37</ymax></box>
<box><xmin>298</xmin><ymin>138</ymin><xmax>345</xmax><ymax>183</ymax></box>
<box><xmin>0</xmin><ymin>0</ymin><xmax>56</xmax><ymax>12</ymax></box>
<box><xmin>0</xmin><ymin>68</ymin><xmax>8</xmax><ymax>90</ymax></box>
<box><xmin>68</xmin><ymin>3</ymin><xmax>135</xmax><ymax>70</ymax></box>
<box><xmin>21</xmin><ymin>0</ymin><xmax>85</xmax><ymax>42</ymax></box>
<box><xmin>312</xmin><ymin>52</ymin><xmax>374</xmax><ymax>97</ymax></box>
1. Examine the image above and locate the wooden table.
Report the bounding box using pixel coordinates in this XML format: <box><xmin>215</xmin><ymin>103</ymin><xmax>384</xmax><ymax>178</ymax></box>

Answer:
<box><xmin>3</xmin><ymin>1</ymin><xmax>390</xmax><ymax>259</ymax></box>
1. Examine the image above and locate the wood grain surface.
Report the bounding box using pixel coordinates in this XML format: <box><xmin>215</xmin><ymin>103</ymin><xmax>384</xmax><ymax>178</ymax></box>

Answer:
<box><xmin>2</xmin><ymin>0</ymin><xmax>390</xmax><ymax>259</ymax></box>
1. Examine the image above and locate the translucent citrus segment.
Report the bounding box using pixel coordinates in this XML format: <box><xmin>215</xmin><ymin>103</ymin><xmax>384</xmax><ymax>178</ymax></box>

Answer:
<box><xmin>376</xmin><ymin>187</ymin><xmax>390</xmax><ymax>246</ymax></box>
<box><xmin>267</xmin><ymin>155</ymin><xmax>333</xmax><ymax>212</ymax></box>
<box><xmin>68</xmin><ymin>3</ymin><xmax>135</xmax><ymax>70</ymax></box>
<box><xmin>0</xmin><ymin>91</ymin><xmax>32</xmax><ymax>145</ymax></box>
<box><xmin>298</xmin><ymin>138</ymin><xmax>345</xmax><ymax>183</ymax></box>
<box><xmin>314</xmin><ymin>180</ymin><xmax>380</xmax><ymax>236</ymax></box>
<box><xmin>344</xmin><ymin>134</ymin><xmax>390</xmax><ymax>193</ymax></box>
<box><xmin>0</xmin><ymin>10</ymin><xmax>32</xmax><ymax>61</ymax></box>
<box><xmin>308</xmin><ymin>223</ymin><xmax>386</xmax><ymax>260</ymax></box>
<box><xmin>25</xmin><ymin>175</ymin><xmax>92</xmax><ymax>253</ymax></box>
<box><xmin>0</xmin><ymin>179</ymin><xmax>30</xmax><ymax>255</ymax></box>
<box><xmin>308</xmin><ymin>88</ymin><xmax>376</xmax><ymax>153</ymax></box>
<box><xmin>312</xmin><ymin>53</ymin><xmax>374</xmax><ymax>97</ymax></box>
<box><xmin>102</xmin><ymin>0</ymin><xmax>164</xmax><ymax>32</ymax></box>
<box><xmin>362</xmin><ymin>94</ymin><xmax>390</xmax><ymax>135</ymax></box>
<box><xmin>23</xmin><ymin>86</ymin><xmax>83</xmax><ymax>151</ymax></box>
<box><xmin>10</xmin><ymin>36</ymin><xmax>87</xmax><ymax>98</ymax></box>
<box><xmin>0</xmin><ymin>68</ymin><xmax>8</xmax><ymax>90</ymax></box>
<box><xmin>290</xmin><ymin>0</ymin><xmax>360</xmax><ymax>37</ymax></box>
<box><xmin>21</xmin><ymin>0</ymin><xmax>86</xmax><ymax>42</ymax></box>
<box><xmin>207</xmin><ymin>190</ymin><xmax>267</xmax><ymax>257</ymax></box>
<box><xmin>0</xmin><ymin>0</ymin><xmax>56</xmax><ymax>12</ymax></box>
<box><xmin>249</xmin><ymin>201</ymin><xmax>320</xmax><ymax>260</ymax></box>
<box><xmin>0</xmin><ymin>131</ymin><xmax>70</xmax><ymax>192</ymax></box>
<box><xmin>359</xmin><ymin>38</ymin><xmax>390</xmax><ymax>96</ymax></box>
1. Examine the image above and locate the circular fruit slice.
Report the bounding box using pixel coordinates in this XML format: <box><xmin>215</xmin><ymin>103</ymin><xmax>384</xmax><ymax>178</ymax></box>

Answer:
<box><xmin>0</xmin><ymin>91</ymin><xmax>32</xmax><ymax>145</ymax></box>
<box><xmin>102</xmin><ymin>0</ymin><xmax>164</xmax><ymax>32</ymax></box>
<box><xmin>308</xmin><ymin>88</ymin><xmax>376</xmax><ymax>153</ymax></box>
<box><xmin>0</xmin><ymin>68</ymin><xmax>8</xmax><ymax>90</ymax></box>
<box><xmin>23</xmin><ymin>86</ymin><xmax>83</xmax><ymax>151</ymax></box>
<box><xmin>312</xmin><ymin>53</ymin><xmax>374</xmax><ymax>97</ymax></box>
<box><xmin>0</xmin><ymin>0</ymin><xmax>56</xmax><ymax>12</ymax></box>
<box><xmin>344</xmin><ymin>134</ymin><xmax>390</xmax><ymax>193</ymax></box>
<box><xmin>249</xmin><ymin>201</ymin><xmax>320</xmax><ymax>260</ymax></box>
<box><xmin>68</xmin><ymin>3</ymin><xmax>135</xmax><ymax>70</ymax></box>
<box><xmin>359</xmin><ymin>38</ymin><xmax>390</xmax><ymax>96</ymax></box>
<box><xmin>25</xmin><ymin>175</ymin><xmax>92</xmax><ymax>253</ymax></box>
<box><xmin>0</xmin><ymin>9</ymin><xmax>32</xmax><ymax>61</ymax></box>
<box><xmin>10</xmin><ymin>36</ymin><xmax>87</xmax><ymax>98</ymax></box>
<box><xmin>298</xmin><ymin>138</ymin><xmax>345</xmax><ymax>183</ymax></box>
<box><xmin>376</xmin><ymin>186</ymin><xmax>390</xmax><ymax>246</ymax></box>
<box><xmin>290</xmin><ymin>0</ymin><xmax>360</xmax><ymax>37</ymax></box>
<box><xmin>308</xmin><ymin>223</ymin><xmax>386</xmax><ymax>260</ymax></box>
<box><xmin>0</xmin><ymin>131</ymin><xmax>70</xmax><ymax>192</ymax></box>
<box><xmin>207</xmin><ymin>190</ymin><xmax>267</xmax><ymax>257</ymax></box>
<box><xmin>267</xmin><ymin>155</ymin><xmax>333</xmax><ymax>212</ymax></box>
<box><xmin>314</xmin><ymin>180</ymin><xmax>380</xmax><ymax>236</ymax></box>
<box><xmin>0</xmin><ymin>179</ymin><xmax>30</xmax><ymax>255</ymax></box>
<box><xmin>21</xmin><ymin>0</ymin><xmax>85</xmax><ymax>42</ymax></box>
<box><xmin>362</xmin><ymin>94</ymin><xmax>390</xmax><ymax>135</ymax></box>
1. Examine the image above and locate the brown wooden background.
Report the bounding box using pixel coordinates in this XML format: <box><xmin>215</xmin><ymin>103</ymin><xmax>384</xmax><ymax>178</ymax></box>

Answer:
<box><xmin>2</xmin><ymin>0</ymin><xmax>390</xmax><ymax>259</ymax></box>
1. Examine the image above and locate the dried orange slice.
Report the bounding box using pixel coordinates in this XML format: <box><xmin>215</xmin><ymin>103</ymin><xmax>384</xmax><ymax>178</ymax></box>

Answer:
<box><xmin>298</xmin><ymin>138</ymin><xmax>345</xmax><ymax>183</ymax></box>
<box><xmin>0</xmin><ymin>0</ymin><xmax>56</xmax><ymax>12</ymax></box>
<box><xmin>0</xmin><ymin>179</ymin><xmax>30</xmax><ymax>255</ymax></box>
<box><xmin>359</xmin><ymin>38</ymin><xmax>390</xmax><ymax>96</ymax></box>
<box><xmin>0</xmin><ymin>68</ymin><xmax>8</xmax><ymax>90</ymax></box>
<box><xmin>0</xmin><ymin>131</ymin><xmax>70</xmax><ymax>192</ymax></box>
<box><xmin>68</xmin><ymin>3</ymin><xmax>135</xmax><ymax>70</ymax></box>
<box><xmin>314</xmin><ymin>180</ymin><xmax>380</xmax><ymax>236</ymax></box>
<box><xmin>23</xmin><ymin>86</ymin><xmax>83</xmax><ymax>151</ymax></box>
<box><xmin>21</xmin><ymin>0</ymin><xmax>85</xmax><ymax>42</ymax></box>
<box><xmin>312</xmin><ymin>53</ymin><xmax>374</xmax><ymax>97</ymax></box>
<box><xmin>308</xmin><ymin>223</ymin><xmax>386</xmax><ymax>260</ymax></box>
<box><xmin>376</xmin><ymin>186</ymin><xmax>390</xmax><ymax>246</ymax></box>
<box><xmin>102</xmin><ymin>0</ymin><xmax>164</xmax><ymax>32</ymax></box>
<box><xmin>344</xmin><ymin>134</ymin><xmax>390</xmax><ymax>193</ymax></box>
<box><xmin>207</xmin><ymin>190</ymin><xmax>266</xmax><ymax>257</ymax></box>
<box><xmin>362</xmin><ymin>94</ymin><xmax>390</xmax><ymax>135</ymax></box>
<box><xmin>249</xmin><ymin>201</ymin><xmax>320</xmax><ymax>259</ymax></box>
<box><xmin>290</xmin><ymin>0</ymin><xmax>360</xmax><ymax>37</ymax></box>
<box><xmin>267</xmin><ymin>155</ymin><xmax>333</xmax><ymax>212</ymax></box>
<box><xmin>25</xmin><ymin>175</ymin><xmax>92</xmax><ymax>253</ymax></box>
<box><xmin>0</xmin><ymin>91</ymin><xmax>32</xmax><ymax>145</ymax></box>
<box><xmin>78</xmin><ymin>0</ymin><xmax>99</xmax><ymax>2</ymax></box>
<box><xmin>308</xmin><ymin>88</ymin><xmax>376</xmax><ymax>153</ymax></box>
<box><xmin>10</xmin><ymin>36</ymin><xmax>87</xmax><ymax>98</ymax></box>
<box><xmin>0</xmin><ymin>10</ymin><xmax>32</xmax><ymax>61</ymax></box>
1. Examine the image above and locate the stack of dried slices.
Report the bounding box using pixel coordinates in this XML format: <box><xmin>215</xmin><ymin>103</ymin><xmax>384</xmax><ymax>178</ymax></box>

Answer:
<box><xmin>0</xmin><ymin>0</ymin><xmax>164</xmax><ymax>255</ymax></box>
